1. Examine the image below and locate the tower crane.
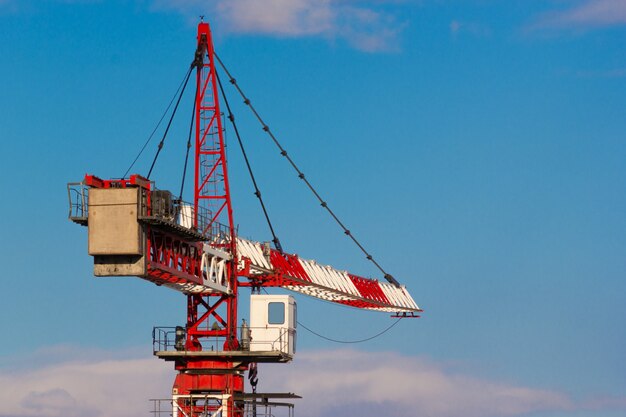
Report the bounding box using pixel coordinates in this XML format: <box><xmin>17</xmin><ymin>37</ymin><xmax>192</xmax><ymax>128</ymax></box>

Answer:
<box><xmin>67</xmin><ymin>21</ymin><xmax>421</xmax><ymax>417</ymax></box>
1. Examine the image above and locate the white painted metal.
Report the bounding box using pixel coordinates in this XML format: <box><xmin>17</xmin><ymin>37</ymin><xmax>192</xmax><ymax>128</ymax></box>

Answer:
<box><xmin>176</xmin><ymin>204</ymin><xmax>194</xmax><ymax>229</ymax></box>
<box><xmin>171</xmin><ymin>394</ymin><xmax>228</xmax><ymax>417</ymax></box>
<box><xmin>199</xmin><ymin>244</ymin><xmax>231</xmax><ymax>293</ymax></box>
<box><xmin>161</xmin><ymin>244</ymin><xmax>232</xmax><ymax>295</ymax></box>
<box><xmin>236</xmin><ymin>238</ymin><xmax>271</xmax><ymax>273</ymax></box>
<box><xmin>236</xmin><ymin>237</ymin><xmax>421</xmax><ymax>313</ymax></box>
<box><xmin>249</xmin><ymin>294</ymin><xmax>296</xmax><ymax>355</ymax></box>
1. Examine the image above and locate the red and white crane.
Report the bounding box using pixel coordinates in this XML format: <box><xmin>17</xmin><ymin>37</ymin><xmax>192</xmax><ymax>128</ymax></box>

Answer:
<box><xmin>68</xmin><ymin>21</ymin><xmax>420</xmax><ymax>417</ymax></box>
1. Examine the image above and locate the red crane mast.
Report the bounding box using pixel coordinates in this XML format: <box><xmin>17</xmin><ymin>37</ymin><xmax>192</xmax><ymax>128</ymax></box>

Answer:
<box><xmin>67</xmin><ymin>20</ymin><xmax>421</xmax><ymax>417</ymax></box>
<box><xmin>178</xmin><ymin>21</ymin><xmax>241</xmax><ymax>413</ymax></box>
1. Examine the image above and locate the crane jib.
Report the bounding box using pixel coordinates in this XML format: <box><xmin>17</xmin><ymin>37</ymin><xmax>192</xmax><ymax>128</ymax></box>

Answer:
<box><xmin>236</xmin><ymin>237</ymin><xmax>421</xmax><ymax>314</ymax></box>
<box><xmin>68</xmin><ymin>176</ymin><xmax>420</xmax><ymax>314</ymax></box>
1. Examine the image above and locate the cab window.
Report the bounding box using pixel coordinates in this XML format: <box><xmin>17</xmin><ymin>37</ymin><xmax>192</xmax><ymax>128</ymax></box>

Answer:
<box><xmin>268</xmin><ymin>302</ymin><xmax>285</xmax><ymax>324</ymax></box>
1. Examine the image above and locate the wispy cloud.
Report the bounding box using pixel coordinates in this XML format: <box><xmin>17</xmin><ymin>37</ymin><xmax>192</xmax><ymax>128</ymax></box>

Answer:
<box><xmin>449</xmin><ymin>19</ymin><xmax>492</xmax><ymax>38</ymax></box>
<box><xmin>215</xmin><ymin>0</ymin><xmax>334</xmax><ymax>36</ymax></box>
<box><xmin>150</xmin><ymin>0</ymin><xmax>407</xmax><ymax>52</ymax></box>
<box><xmin>2</xmin><ymin>346</ymin><xmax>624</xmax><ymax>417</ymax></box>
<box><xmin>0</xmin><ymin>0</ymin><xmax>19</xmax><ymax>12</ymax></box>
<box><xmin>0</xmin><ymin>346</ymin><xmax>170</xmax><ymax>417</ymax></box>
<box><xmin>0</xmin><ymin>0</ymin><xmax>407</xmax><ymax>52</ymax></box>
<box><xmin>261</xmin><ymin>349</ymin><xmax>575</xmax><ymax>417</ymax></box>
<box><xmin>532</xmin><ymin>0</ymin><xmax>626</xmax><ymax>30</ymax></box>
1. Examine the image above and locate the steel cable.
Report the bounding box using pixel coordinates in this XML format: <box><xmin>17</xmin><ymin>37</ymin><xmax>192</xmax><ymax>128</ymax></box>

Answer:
<box><xmin>297</xmin><ymin>318</ymin><xmax>402</xmax><ymax>344</ymax></box>
<box><xmin>216</xmin><ymin>70</ymin><xmax>284</xmax><ymax>253</ymax></box>
<box><xmin>214</xmin><ymin>53</ymin><xmax>400</xmax><ymax>287</ymax></box>
<box><xmin>147</xmin><ymin>65</ymin><xmax>193</xmax><ymax>179</ymax></box>
<box><xmin>178</xmin><ymin>82</ymin><xmax>197</xmax><ymax>201</ymax></box>
<box><xmin>123</xmin><ymin>68</ymin><xmax>191</xmax><ymax>179</ymax></box>
<box><xmin>259</xmin><ymin>288</ymin><xmax>404</xmax><ymax>343</ymax></box>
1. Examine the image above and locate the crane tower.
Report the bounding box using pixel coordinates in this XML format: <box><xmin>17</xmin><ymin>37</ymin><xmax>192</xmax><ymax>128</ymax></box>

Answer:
<box><xmin>68</xmin><ymin>21</ymin><xmax>421</xmax><ymax>417</ymax></box>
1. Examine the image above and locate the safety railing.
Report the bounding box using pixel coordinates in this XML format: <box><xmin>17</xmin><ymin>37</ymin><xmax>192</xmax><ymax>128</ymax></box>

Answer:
<box><xmin>66</xmin><ymin>180</ymin><xmax>232</xmax><ymax>241</ymax></box>
<box><xmin>138</xmin><ymin>187</ymin><xmax>234</xmax><ymax>242</ymax></box>
<box><xmin>137</xmin><ymin>189</ymin><xmax>232</xmax><ymax>242</ymax></box>
<box><xmin>153</xmin><ymin>326</ymin><xmax>294</xmax><ymax>354</ymax></box>
<box><xmin>150</xmin><ymin>395</ymin><xmax>226</xmax><ymax>417</ymax></box>
<box><xmin>149</xmin><ymin>397</ymin><xmax>292</xmax><ymax>417</ymax></box>
<box><xmin>67</xmin><ymin>182</ymin><xmax>89</xmax><ymax>224</ymax></box>
<box><xmin>242</xmin><ymin>401</ymin><xmax>287</xmax><ymax>417</ymax></box>
<box><xmin>138</xmin><ymin>190</ymin><xmax>201</xmax><ymax>231</ymax></box>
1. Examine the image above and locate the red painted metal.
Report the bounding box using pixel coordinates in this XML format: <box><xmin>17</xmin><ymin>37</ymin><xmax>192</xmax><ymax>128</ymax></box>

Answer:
<box><xmin>145</xmin><ymin>231</ymin><xmax>204</xmax><ymax>287</ymax></box>
<box><xmin>236</xmin><ymin>244</ymin><xmax>421</xmax><ymax>313</ymax></box>
<box><xmin>187</xmin><ymin>20</ymin><xmax>238</xmax><ymax>348</ymax></box>
<box><xmin>175</xmin><ymin>22</ymin><xmax>243</xmax><ymax>417</ymax></box>
<box><xmin>84</xmin><ymin>174</ymin><xmax>151</xmax><ymax>190</ymax></box>
<box><xmin>83</xmin><ymin>173</ymin><xmax>210</xmax><ymax>292</ymax></box>
<box><xmin>348</xmin><ymin>274</ymin><xmax>390</xmax><ymax>303</ymax></box>
<box><xmin>193</xmin><ymin>22</ymin><xmax>234</xmax><ymax>243</ymax></box>
<box><xmin>269</xmin><ymin>250</ymin><xmax>311</xmax><ymax>282</ymax></box>
<box><xmin>85</xmin><ymin>26</ymin><xmax>247</xmax><ymax>415</ymax></box>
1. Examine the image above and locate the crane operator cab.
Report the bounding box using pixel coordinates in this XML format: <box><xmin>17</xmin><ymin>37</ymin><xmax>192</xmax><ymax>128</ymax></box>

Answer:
<box><xmin>248</xmin><ymin>294</ymin><xmax>296</xmax><ymax>356</ymax></box>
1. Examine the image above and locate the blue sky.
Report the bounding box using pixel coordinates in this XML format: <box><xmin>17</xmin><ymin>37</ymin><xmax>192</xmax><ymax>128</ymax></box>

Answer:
<box><xmin>0</xmin><ymin>1</ymin><xmax>625</xmax><ymax>417</ymax></box>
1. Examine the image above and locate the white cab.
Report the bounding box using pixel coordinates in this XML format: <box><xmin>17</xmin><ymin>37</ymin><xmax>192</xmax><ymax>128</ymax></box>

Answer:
<box><xmin>249</xmin><ymin>294</ymin><xmax>296</xmax><ymax>356</ymax></box>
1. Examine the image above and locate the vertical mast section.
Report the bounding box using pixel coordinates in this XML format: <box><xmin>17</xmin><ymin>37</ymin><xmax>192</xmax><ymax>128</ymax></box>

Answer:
<box><xmin>194</xmin><ymin>22</ymin><xmax>235</xmax><ymax>245</ymax></box>
<box><xmin>170</xmin><ymin>22</ymin><xmax>243</xmax><ymax>417</ymax></box>
<box><xmin>188</xmin><ymin>22</ymin><xmax>239</xmax><ymax>351</ymax></box>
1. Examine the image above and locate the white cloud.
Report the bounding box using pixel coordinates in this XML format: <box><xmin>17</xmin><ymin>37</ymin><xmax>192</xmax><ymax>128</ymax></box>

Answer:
<box><xmin>0</xmin><ymin>0</ymin><xmax>406</xmax><ymax>52</ymax></box>
<box><xmin>216</xmin><ymin>0</ymin><xmax>334</xmax><ymax>36</ymax></box>
<box><xmin>532</xmin><ymin>0</ymin><xmax>626</xmax><ymax>30</ymax></box>
<box><xmin>260</xmin><ymin>349</ymin><xmax>575</xmax><ymax>417</ymax></box>
<box><xmin>150</xmin><ymin>0</ymin><xmax>406</xmax><ymax>52</ymax></box>
<box><xmin>1</xmin><ymin>346</ymin><xmax>624</xmax><ymax>417</ymax></box>
<box><xmin>0</xmin><ymin>347</ymin><xmax>170</xmax><ymax>417</ymax></box>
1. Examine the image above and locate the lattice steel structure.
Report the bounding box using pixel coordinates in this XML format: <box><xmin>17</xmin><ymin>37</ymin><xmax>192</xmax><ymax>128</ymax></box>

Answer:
<box><xmin>67</xmin><ymin>20</ymin><xmax>421</xmax><ymax>417</ymax></box>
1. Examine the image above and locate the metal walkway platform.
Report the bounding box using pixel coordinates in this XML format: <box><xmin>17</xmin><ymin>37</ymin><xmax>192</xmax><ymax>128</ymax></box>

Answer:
<box><xmin>154</xmin><ymin>350</ymin><xmax>293</xmax><ymax>363</ymax></box>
